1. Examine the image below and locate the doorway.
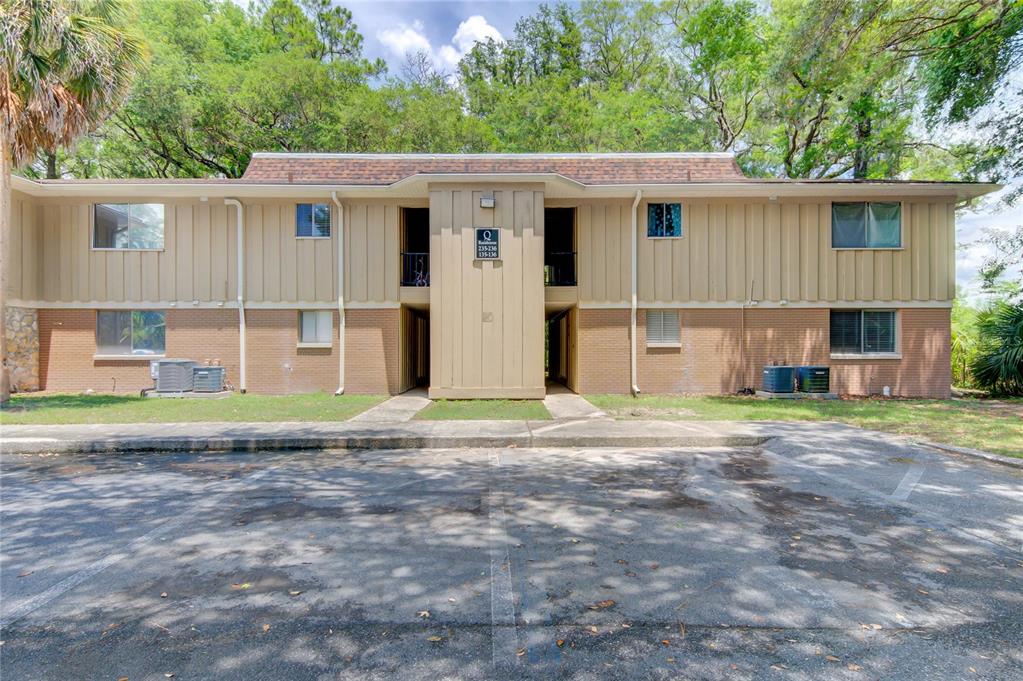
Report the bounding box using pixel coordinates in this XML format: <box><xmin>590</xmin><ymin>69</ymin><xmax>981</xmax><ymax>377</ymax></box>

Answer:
<box><xmin>545</xmin><ymin>306</ymin><xmax>576</xmax><ymax>390</ymax></box>
<box><xmin>400</xmin><ymin>306</ymin><xmax>430</xmax><ymax>392</ymax></box>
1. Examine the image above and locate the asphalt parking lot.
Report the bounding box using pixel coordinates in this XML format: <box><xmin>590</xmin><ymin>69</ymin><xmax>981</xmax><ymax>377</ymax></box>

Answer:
<box><xmin>2</xmin><ymin>434</ymin><xmax>1022</xmax><ymax>680</ymax></box>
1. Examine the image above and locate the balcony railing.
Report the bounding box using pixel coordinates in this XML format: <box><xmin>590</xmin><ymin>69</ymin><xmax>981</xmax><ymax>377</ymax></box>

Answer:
<box><xmin>544</xmin><ymin>251</ymin><xmax>576</xmax><ymax>286</ymax></box>
<box><xmin>401</xmin><ymin>252</ymin><xmax>430</xmax><ymax>286</ymax></box>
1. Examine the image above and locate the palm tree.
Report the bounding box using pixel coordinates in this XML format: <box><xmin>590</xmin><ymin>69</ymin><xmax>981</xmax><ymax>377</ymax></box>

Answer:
<box><xmin>0</xmin><ymin>0</ymin><xmax>146</xmax><ymax>402</ymax></box>
<box><xmin>970</xmin><ymin>301</ymin><xmax>1023</xmax><ymax>396</ymax></box>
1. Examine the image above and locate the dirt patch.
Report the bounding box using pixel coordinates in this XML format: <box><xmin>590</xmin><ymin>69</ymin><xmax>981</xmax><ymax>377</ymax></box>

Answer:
<box><xmin>615</xmin><ymin>406</ymin><xmax>698</xmax><ymax>418</ymax></box>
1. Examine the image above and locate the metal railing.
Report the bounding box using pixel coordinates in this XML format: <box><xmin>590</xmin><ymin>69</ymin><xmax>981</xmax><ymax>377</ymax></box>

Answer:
<box><xmin>401</xmin><ymin>252</ymin><xmax>430</xmax><ymax>286</ymax></box>
<box><xmin>544</xmin><ymin>251</ymin><xmax>576</xmax><ymax>286</ymax></box>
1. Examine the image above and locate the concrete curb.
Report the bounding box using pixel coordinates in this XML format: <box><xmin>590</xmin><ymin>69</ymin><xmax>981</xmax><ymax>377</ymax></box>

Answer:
<box><xmin>0</xmin><ymin>432</ymin><xmax>771</xmax><ymax>455</ymax></box>
<box><xmin>918</xmin><ymin>440</ymin><xmax>1023</xmax><ymax>469</ymax></box>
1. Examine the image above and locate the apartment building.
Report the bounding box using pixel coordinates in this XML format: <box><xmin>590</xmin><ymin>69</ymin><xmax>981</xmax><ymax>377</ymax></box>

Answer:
<box><xmin>4</xmin><ymin>153</ymin><xmax>995</xmax><ymax>398</ymax></box>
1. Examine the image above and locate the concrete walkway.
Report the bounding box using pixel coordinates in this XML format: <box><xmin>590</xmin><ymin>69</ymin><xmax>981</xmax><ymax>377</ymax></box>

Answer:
<box><xmin>348</xmin><ymin>388</ymin><xmax>430</xmax><ymax>423</ymax></box>
<box><xmin>542</xmin><ymin>383</ymin><xmax>606</xmax><ymax>419</ymax></box>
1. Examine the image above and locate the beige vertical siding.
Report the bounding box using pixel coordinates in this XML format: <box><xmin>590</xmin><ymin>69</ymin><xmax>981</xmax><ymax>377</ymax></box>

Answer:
<box><xmin>9</xmin><ymin>196</ymin><xmax>408</xmax><ymax>306</ymax></box>
<box><xmin>428</xmin><ymin>185</ymin><xmax>545</xmax><ymax>398</ymax></box>
<box><xmin>577</xmin><ymin>198</ymin><xmax>957</xmax><ymax>305</ymax></box>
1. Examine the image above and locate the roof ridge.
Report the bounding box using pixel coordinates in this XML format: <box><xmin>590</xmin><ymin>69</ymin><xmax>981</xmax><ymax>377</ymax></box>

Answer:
<box><xmin>249</xmin><ymin>151</ymin><xmax>737</xmax><ymax>160</ymax></box>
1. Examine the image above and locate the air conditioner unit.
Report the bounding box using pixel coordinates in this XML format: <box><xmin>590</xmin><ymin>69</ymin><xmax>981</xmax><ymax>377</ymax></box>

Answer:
<box><xmin>193</xmin><ymin>366</ymin><xmax>226</xmax><ymax>392</ymax></box>
<box><xmin>761</xmin><ymin>366</ymin><xmax>795</xmax><ymax>393</ymax></box>
<box><xmin>154</xmin><ymin>359</ymin><xmax>198</xmax><ymax>392</ymax></box>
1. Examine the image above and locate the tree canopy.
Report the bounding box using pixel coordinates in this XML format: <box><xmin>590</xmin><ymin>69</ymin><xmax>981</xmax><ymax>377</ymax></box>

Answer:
<box><xmin>24</xmin><ymin>0</ymin><xmax>1023</xmax><ymax>187</ymax></box>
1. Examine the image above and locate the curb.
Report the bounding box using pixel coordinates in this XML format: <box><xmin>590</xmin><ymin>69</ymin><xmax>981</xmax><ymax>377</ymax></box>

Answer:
<box><xmin>919</xmin><ymin>440</ymin><xmax>1023</xmax><ymax>469</ymax></box>
<box><xmin>0</xmin><ymin>433</ymin><xmax>771</xmax><ymax>455</ymax></box>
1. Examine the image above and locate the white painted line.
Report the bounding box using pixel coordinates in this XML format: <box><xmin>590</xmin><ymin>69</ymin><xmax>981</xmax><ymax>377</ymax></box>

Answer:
<box><xmin>487</xmin><ymin>451</ymin><xmax>520</xmax><ymax>669</ymax></box>
<box><xmin>0</xmin><ymin>465</ymin><xmax>278</xmax><ymax>630</ymax></box>
<box><xmin>890</xmin><ymin>465</ymin><xmax>926</xmax><ymax>501</ymax></box>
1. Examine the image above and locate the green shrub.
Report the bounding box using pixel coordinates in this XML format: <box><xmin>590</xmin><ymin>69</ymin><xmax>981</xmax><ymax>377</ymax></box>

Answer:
<box><xmin>969</xmin><ymin>301</ymin><xmax>1023</xmax><ymax>395</ymax></box>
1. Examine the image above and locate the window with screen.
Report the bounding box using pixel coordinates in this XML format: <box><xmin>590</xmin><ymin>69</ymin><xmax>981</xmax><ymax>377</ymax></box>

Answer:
<box><xmin>830</xmin><ymin>310</ymin><xmax>896</xmax><ymax>354</ymax></box>
<box><xmin>300</xmin><ymin>310</ymin><xmax>332</xmax><ymax>344</ymax></box>
<box><xmin>647</xmin><ymin>203</ymin><xmax>682</xmax><ymax>238</ymax></box>
<box><xmin>93</xmin><ymin>203</ymin><xmax>165</xmax><ymax>249</ymax></box>
<box><xmin>646</xmin><ymin>310</ymin><xmax>681</xmax><ymax>346</ymax></box>
<box><xmin>296</xmin><ymin>203</ymin><xmax>331</xmax><ymax>238</ymax></box>
<box><xmin>832</xmin><ymin>202</ymin><xmax>901</xmax><ymax>248</ymax></box>
<box><xmin>96</xmin><ymin>311</ymin><xmax>166</xmax><ymax>355</ymax></box>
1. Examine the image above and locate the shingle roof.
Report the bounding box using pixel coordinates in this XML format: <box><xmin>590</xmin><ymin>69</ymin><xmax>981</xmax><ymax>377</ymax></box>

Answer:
<box><xmin>240</xmin><ymin>153</ymin><xmax>747</xmax><ymax>185</ymax></box>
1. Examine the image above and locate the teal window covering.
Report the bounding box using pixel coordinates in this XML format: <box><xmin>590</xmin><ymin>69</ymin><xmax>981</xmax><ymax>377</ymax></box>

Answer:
<box><xmin>647</xmin><ymin>203</ymin><xmax>682</xmax><ymax>237</ymax></box>
<box><xmin>867</xmin><ymin>202</ymin><xmax>901</xmax><ymax>247</ymax></box>
<box><xmin>832</xmin><ymin>202</ymin><xmax>901</xmax><ymax>248</ymax></box>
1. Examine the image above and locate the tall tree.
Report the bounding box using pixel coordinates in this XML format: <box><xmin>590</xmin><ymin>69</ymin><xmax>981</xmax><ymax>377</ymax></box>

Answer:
<box><xmin>0</xmin><ymin>0</ymin><xmax>145</xmax><ymax>402</ymax></box>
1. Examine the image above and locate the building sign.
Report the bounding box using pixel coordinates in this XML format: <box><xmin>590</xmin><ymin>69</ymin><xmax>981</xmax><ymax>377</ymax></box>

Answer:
<box><xmin>475</xmin><ymin>227</ymin><xmax>500</xmax><ymax>260</ymax></box>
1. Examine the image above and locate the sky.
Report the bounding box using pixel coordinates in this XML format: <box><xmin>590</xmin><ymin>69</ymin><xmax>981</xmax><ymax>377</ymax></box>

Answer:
<box><xmin>343</xmin><ymin>1</ymin><xmax>1020</xmax><ymax>302</ymax></box>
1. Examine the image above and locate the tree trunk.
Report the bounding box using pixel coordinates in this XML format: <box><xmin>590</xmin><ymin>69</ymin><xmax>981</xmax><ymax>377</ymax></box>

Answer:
<box><xmin>1</xmin><ymin>124</ymin><xmax>12</xmax><ymax>404</ymax></box>
<box><xmin>45</xmin><ymin>150</ymin><xmax>58</xmax><ymax>179</ymax></box>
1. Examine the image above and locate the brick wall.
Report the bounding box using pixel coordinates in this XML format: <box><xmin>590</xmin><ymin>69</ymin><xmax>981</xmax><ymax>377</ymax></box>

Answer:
<box><xmin>344</xmin><ymin>308</ymin><xmax>399</xmax><ymax>395</ymax></box>
<box><xmin>574</xmin><ymin>306</ymin><xmax>950</xmax><ymax>398</ymax></box>
<box><xmin>245</xmin><ymin>308</ymin><xmax>398</xmax><ymax>395</ymax></box>
<box><xmin>575</xmin><ymin>308</ymin><xmax>631</xmax><ymax>394</ymax></box>
<box><xmin>831</xmin><ymin>308</ymin><xmax>951</xmax><ymax>398</ymax></box>
<box><xmin>39</xmin><ymin>309</ymin><xmax>239</xmax><ymax>393</ymax></box>
<box><xmin>38</xmin><ymin>307</ymin><xmax>399</xmax><ymax>395</ymax></box>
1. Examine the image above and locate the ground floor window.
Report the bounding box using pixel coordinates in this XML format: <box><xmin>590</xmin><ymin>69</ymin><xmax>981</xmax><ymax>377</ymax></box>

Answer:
<box><xmin>646</xmin><ymin>310</ymin><xmax>681</xmax><ymax>346</ymax></box>
<box><xmin>300</xmin><ymin>310</ymin><xmax>332</xmax><ymax>344</ymax></box>
<box><xmin>830</xmin><ymin>310</ymin><xmax>896</xmax><ymax>354</ymax></box>
<box><xmin>96</xmin><ymin>310</ymin><xmax>166</xmax><ymax>356</ymax></box>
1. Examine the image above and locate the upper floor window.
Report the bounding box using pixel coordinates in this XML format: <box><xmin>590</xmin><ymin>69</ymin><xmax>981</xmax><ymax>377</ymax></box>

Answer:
<box><xmin>647</xmin><ymin>203</ymin><xmax>682</xmax><ymax>238</ymax></box>
<box><xmin>96</xmin><ymin>310</ymin><xmax>165</xmax><ymax>356</ymax></box>
<box><xmin>830</xmin><ymin>310</ymin><xmax>896</xmax><ymax>355</ymax></box>
<box><xmin>93</xmin><ymin>203</ymin><xmax>164</xmax><ymax>249</ymax></box>
<box><xmin>832</xmin><ymin>202</ymin><xmax>901</xmax><ymax>248</ymax></box>
<box><xmin>297</xmin><ymin>203</ymin><xmax>331</xmax><ymax>238</ymax></box>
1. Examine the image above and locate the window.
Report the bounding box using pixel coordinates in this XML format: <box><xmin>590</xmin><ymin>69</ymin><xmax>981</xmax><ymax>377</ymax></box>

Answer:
<box><xmin>297</xmin><ymin>203</ymin><xmax>331</xmax><ymax>238</ymax></box>
<box><xmin>832</xmin><ymin>202</ymin><xmax>901</xmax><ymax>248</ymax></box>
<box><xmin>300</xmin><ymin>310</ymin><xmax>332</xmax><ymax>345</ymax></box>
<box><xmin>647</xmin><ymin>203</ymin><xmax>682</xmax><ymax>238</ymax></box>
<box><xmin>830</xmin><ymin>310</ymin><xmax>896</xmax><ymax>354</ymax></box>
<box><xmin>93</xmin><ymin>203</ymin><xmax>164</xmax><ymax>249</ymax></box>
<box><xmin>96</xmin><ymin>311</ymin><xmax>165</xmax><ymax>356</ymax></box>
<box><xmin>646</xmin><ymin>310</ymin><xmax>681</xmax><ymax>346</ymax></box>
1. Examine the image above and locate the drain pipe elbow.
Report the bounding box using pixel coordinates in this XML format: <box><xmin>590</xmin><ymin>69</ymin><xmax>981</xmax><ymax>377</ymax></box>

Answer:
<box><xmin>630</xmin><ymin>189</ymin><xmax>642</xmax><ymax>396</ymax></box>
<box><xmin>331</xmin><ymin>191</ymin><xmax>345</xmax><ymax>395</ymax></box>
<box><xmin>224</xmin><ymin>198</ymin><xmax>246</xmax><ymax>393</ymax></box>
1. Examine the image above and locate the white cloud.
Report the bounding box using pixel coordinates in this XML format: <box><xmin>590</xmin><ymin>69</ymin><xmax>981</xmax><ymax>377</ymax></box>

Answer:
<box><xmin>375</xmin><ymin>15</ymin><xmax>503</xmax><ymax>73</ymax></box>
<box><xmin>377</xmin><ymin>20</ymin><xmax>433</xmax><ymax>58</ymax></box>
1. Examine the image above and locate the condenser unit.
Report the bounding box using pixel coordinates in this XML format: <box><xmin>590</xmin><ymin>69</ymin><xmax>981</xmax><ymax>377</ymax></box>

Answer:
<box><xmin>192</xmin><ymin>366</ymin><xmax>226</xmax><ymax>392</ymax></box>
<box><xmin>154</xmin><ymin>359</ymin><xmax>198</xmax><ymax>392</ymax></box>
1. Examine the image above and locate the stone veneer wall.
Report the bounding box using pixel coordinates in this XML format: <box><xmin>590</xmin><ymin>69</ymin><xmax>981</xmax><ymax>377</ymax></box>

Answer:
<box><xmin>5</xmin><ymin>306</ymin><xmax>39</xmax><ymax>391</ymax></box>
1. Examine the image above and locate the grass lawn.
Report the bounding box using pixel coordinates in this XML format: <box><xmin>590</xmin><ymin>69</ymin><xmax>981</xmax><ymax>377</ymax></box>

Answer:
<box><xmin>586</xmin><ymin>394</ymin><xmax>1023</xmax><ymax>458</ymax></box>
<box><xmin>417</xmin><ymin>399</ymin><xmax>551</xmax><ymax>420</ymax></box>
<box><xmin>0</xmin><ymin>392</ymin><xmax>385</xmax><ymax>425</ymax></box>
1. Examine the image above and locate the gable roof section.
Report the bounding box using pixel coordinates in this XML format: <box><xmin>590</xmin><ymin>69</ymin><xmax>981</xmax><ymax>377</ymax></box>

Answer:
<box><xmin>241</xmin><ymin>152</ymin><xmax>747</xmax><ymax>185</ymax></box>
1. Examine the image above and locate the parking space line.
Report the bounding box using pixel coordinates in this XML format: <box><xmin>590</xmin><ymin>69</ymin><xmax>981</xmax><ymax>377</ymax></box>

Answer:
<box><xmin>487</xmin><ymin>450</ymin><xmax>520</xmax><ymax>670</ymax></box>
<box><xmin>762</xmin><ymin>448</ymin><xmax>1021</xmax><ymax>556</ymax></box>
<box><xmin>0</xmin><ymin>464</ymin><xmax>279</xmax><ymax>631</ymax></box>
<box><xmin>890</xmin><ymin>465</ymin><xmax>926</xmax><ymax>501</ymax></box>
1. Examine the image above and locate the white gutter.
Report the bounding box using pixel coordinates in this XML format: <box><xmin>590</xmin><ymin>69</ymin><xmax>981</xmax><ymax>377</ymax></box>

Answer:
<box><xmin>330</xmin><ymin>191</ymin><xmax>345</xmax><ymax>395</ymax></box>
<box><xmin>224</xmin><ymin>199</ymin><xmax>246</xmax><ymax>393</ymax></box>
<box><xmin>630</xmin><ymin>189</ymin><xmax>642</xmax><ymax>396</ymax></box>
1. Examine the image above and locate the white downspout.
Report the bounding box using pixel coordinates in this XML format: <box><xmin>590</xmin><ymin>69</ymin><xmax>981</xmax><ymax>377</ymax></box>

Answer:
<box><xmin>330</xmin><ymin>191</ymin><xmax>345</xmax><ymax>395</ymax></box>
<box><xmin>224</xmin><ymin>199</ymin><xmax>246</xmax><ymax>393</ymax></box>
<box><xmin>630</xmin><ymin>189</ymin><xmax>642</xmax><ymax>396</ymax></box>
